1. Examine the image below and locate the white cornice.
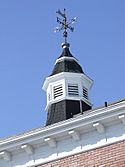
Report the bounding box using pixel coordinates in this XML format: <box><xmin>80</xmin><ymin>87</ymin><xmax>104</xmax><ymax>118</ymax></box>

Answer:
<box><xmin>42</xmin><ymin>72</ymin><xmax>93</xmax><ymax>91</ymax></box>
<box><xmin>0</xmin><ymin>99</ymin><xmax>125</xmax><ymax>152</ymax></box>
<box><xmin>0</xmin><ymin>99</ymin><xmax>125</xmax><ymax>167</ymax></box>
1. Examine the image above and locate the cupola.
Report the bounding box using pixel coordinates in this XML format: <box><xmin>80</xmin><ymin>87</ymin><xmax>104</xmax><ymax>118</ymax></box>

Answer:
<box><xmin>42</xmin><ymin>9</ymin><xmax>93</xmax><ymax>126</ymax></box>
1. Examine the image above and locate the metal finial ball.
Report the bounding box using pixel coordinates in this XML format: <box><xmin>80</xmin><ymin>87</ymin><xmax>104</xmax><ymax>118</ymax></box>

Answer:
<box><xmin>61</xmin><ymin>43</ymin><xmax>70</xmax><ymax>48</ymax></box>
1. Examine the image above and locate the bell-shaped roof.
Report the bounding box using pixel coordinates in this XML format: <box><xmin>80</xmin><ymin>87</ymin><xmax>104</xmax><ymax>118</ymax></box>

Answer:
<box><xmin>50</xmin><ymin>43</ymin><xmax>84</xmax><ymax>76</ymax></box>
<box><xmin>58</xmin><ymin>46</ymin><xmax>73</xmax><ymax>58</ymax></box>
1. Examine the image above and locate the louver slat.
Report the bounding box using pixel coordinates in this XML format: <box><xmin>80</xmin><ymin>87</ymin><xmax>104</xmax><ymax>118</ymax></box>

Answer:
<box><xmin>68</xmin><ymin>84</ymin><xmax>79</xmax><ymax>96</ymax></box>
<box><xmin>54</xmin><ymin>85</ymin><xmax>63</xmax><ymax>99</ymax></box>
<box><xmin>83</xmin><ymin>87</ymin><xmax>88</xmax><ymax>99</ymax></box>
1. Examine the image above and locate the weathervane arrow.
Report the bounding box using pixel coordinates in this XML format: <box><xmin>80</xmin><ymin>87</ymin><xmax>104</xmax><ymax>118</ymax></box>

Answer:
<box><xmin>56</xmin><ymin>9</ymin><xmax>66</xmax><ymax>18</ymax></box>
<box><xmin>54</xmin><ymin>9</ymin><xmax>76</xmax><ymax>44</ymax></box>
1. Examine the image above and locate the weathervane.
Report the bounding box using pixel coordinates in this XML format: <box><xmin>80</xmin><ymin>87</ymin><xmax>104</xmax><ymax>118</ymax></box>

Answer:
<box><xmin>54</xmin><ymin>9</ymin><xmax>76</xmax><ymax>45</ymax></box>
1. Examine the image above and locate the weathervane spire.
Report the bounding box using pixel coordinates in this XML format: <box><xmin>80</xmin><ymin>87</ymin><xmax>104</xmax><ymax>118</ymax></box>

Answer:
<box><xmin>54</xmin><ymin>9</ymin><xmax>76</xmax><ymax>47</ymax></box>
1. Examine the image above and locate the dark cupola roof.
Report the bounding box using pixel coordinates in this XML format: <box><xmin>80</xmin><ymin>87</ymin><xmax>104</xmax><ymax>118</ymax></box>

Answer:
<box><xmin>51</xmin><ymin>43</ymin><xmax>84</xmax><ymax>76</ymax></box>
<box><xmin>58</xmin><ymin>45</ymin><xmax>73</xmax><ymax>58</ymax></box>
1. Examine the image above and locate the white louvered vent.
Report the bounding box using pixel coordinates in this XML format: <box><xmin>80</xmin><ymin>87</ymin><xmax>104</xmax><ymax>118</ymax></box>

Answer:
<box><xmin>83</xmin><ymin>86</ymin><xmax>88</xmax><ymax>99</ymax></box>
<box><xmin>53</xmin><ymin>84</ymin><xmax>63</xmax><ymax>99</ymax></box>
<box><xmin>68</xmin><ymin>84</ymin><xmax>79</xmax><ymax>96</ymax></box>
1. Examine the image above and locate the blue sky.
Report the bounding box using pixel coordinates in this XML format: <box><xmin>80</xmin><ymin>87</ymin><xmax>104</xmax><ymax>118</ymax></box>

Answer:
<box><xmin>0</xmin><ymin>0</ymin><xmax>125</xmax><ymax>138</ymax></box>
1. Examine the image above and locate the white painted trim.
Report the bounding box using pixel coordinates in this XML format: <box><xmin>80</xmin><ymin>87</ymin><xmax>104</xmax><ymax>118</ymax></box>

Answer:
<box><xmin>68</xmin><ymin>130</ymin><xmax>80</xmax><ymax>141</ymax></box>
<box><xmin>21</xmin><ymin>144</ymin><xmax>34</xmax><ymax>155</ymax></box>
<box><xmin>0</xmin><ymin>151</ymin><xmax>11</xmax><ymax>162</ymax></box>
<box><xmin>0</xmin><ymin>100</ymin><xmax>125</xmax><ymax>149</ymax></box>
<box><xmin>93</xmin><ymin>122</ymin><xmax>105</xmax><ymax>133</ymax></box>
<box><xmin>44</xmin><ymin>138</ymin><xmax>56</xmax><ymax>148</ymax></box>
<box><xmin>42</xmin><ymin>72</ymin><xmax>93</xmax><ymax>91</ymax></box>
<box><xmin>118</xmin><ymin>114</ymin><xmax>125</xmax><ymax>125</ymax></box>
<box><xmin>43</xmin><ymin>72</ymin><xmax>93</xmax><ymax>111</ymax></box>
<box><xmin>0</xmin><ymin>100</ymin><xmax>125</xmax><ymax>167</ymax></box>
<box><xmin>28</xmin><ymin>138</ymin><xmax>125</xmax><ymax>167</ymax></box>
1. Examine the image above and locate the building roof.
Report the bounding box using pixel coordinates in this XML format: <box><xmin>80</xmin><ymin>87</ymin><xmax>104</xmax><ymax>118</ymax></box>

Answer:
<box><xmin>0</xmin><ymin>99</ymin><xmax>125</xmax><ymax>166</ymax></box>
<box><xmin>0</xmin><ymin>98</ymin><xmax>124</xmax><ymax>143</ymax></box>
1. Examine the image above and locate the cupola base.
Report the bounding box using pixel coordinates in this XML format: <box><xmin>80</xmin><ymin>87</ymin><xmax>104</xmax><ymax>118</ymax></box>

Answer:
<box><xmin>46</xmin><ymin>100</ymin><xmax>91</xmax><ymax>126</ymax></box>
